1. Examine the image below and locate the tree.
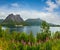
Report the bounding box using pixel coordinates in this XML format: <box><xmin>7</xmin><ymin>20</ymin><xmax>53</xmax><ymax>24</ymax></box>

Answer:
<box><xmin>41</xmin><ymin>21</ymin><xmax>50</xmax><ymax>33</ymax></box>
<box><xmin>40</xmin><ymin>21</ymin><xmax>51</xmax><ymax>41</ymax></box>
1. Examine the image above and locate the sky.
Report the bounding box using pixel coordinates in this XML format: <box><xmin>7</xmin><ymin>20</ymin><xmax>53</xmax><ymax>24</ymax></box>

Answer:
<box><xmin>0</xmin><ymin>0</ymin><xmax>60</xmax><ymax>24</ymax></box>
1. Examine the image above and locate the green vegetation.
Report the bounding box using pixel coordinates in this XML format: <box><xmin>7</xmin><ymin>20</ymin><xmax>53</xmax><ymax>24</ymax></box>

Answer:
<box><xmin>0</xmin><ymin>21</ymin><xmax>60</xmax><ymax>50</ymax></box>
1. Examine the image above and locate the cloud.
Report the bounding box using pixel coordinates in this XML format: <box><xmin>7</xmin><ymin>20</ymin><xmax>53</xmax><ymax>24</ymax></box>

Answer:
<box><xmin>11</xmin><ymin>3</ymin><xmax>19</xmax><ymax>7</ymax></box>
<box><xmin>20</xmin><ymin>10</ymin><xmax>60</xmax><ymax>24</ymax></box>
<box><xmin>0</xmin><ymin>1</ymin><xmax>60</xmax><ymax>25</ymax></box>
<box><xmin>42</xmin><ymin>0</ymin><xmax>60</xmax><ymax>24</ymax></box>
<box><xmin>56</xmin><ymin>0</ymin><xmax>60</xmax><ymax>6</ymax></box>
<box><xmin>0</xmin><ymin>8</ymin><xmax>60</xmax><ymax>24</ymax></box>
<box><xmin>45</xmin><ymin>0</ymin><xmax>58</xmax><ymax>12</ymax></box>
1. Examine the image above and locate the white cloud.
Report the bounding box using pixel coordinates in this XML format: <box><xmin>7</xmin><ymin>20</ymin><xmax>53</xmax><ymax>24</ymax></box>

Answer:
<box><xmin>45</xmin><ymin>0</ymin><xmax>58</xmax><ymax>12</ymax></box>
<box><xmin>20</xmin><ymin>10</ymin><xmax>60</xmax><ymax>25</ymax></box>
<box><xmin>11</xmin><ymin>3</ymin><xmax>19</xmax><ymax>7</ymax></box>
<box><xmin>0</xmin><ymin>9</ymin><xmax>60</xmax><ymax>24</ymax></box>
<box><xmin>42</xmin><ymin>0</ymin><xmax>60</xmax><ymax>24</ymax></box>
<box><xmin>0</xmin><ymin>0</ymin><xmax>60</xmax><ymax>25</ymax></box>
<box><xmin>56</xmin><ymin>0</ymin><xmax>60</xmax><ymax>6</ymax></box>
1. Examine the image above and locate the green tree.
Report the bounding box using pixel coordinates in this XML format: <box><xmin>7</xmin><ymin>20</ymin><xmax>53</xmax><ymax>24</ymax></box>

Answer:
<box><xmin>41</xmin><ymin>21</ymin><xmax>50</xmax><ymax>33</ymax></box>
<box><xmin>40</xmin><ymin>21</ymin><xmax>51</xmax><ymax>41</ymax></box>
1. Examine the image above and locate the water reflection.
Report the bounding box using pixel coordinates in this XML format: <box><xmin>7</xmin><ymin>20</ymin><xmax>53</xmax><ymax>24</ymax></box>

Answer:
<box><xmin>9</xmin><ymin>27</ymin><xmax>24</xmax><ymax>33</ymax></box>
<box><xmin>2</xmin><ymin>26</ymin><xmax>60</xmax><ymax>35</ymax></box>
<box><xmin>24</xmin><ymin>26</ymin><xmax>41</xmax><ymax>35</ymax></box>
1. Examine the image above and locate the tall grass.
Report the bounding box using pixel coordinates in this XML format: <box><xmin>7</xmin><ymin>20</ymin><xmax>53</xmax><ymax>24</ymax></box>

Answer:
<box><xmin>0</xmin><ymin>21</ymin><xmax>60</xmax><ymax>50</ymax></box>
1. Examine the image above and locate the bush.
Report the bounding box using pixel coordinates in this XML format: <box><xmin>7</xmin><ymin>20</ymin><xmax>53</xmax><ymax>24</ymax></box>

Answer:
<box><xmin>28</xmin><ymin>31</ymin><xmax>35</xmax><ymax>45</ymax></box>
<box><xmin>54</xmin><ymin>31</ymin><xmax>60</xmax><ymax>39</ymax></box>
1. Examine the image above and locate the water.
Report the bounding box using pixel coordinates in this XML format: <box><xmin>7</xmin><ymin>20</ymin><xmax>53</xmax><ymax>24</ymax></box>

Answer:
<box><xmin>2</xmin><ymin>26</ymin><xmax>60</xmax><ymax>35</ymax></box>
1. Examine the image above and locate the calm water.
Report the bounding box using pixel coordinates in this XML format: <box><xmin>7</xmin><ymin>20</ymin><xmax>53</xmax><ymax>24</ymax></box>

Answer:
<box><xmin>2</xmin><ymin>26</ymin><xmax>60</xmax><ymax>35</ymax></box>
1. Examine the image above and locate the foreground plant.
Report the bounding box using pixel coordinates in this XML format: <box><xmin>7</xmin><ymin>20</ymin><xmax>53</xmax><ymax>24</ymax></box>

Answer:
<box><xmin>0</xmin><ymin>21</ymin><xmax>60</xmax><ymax>50</ymax></box>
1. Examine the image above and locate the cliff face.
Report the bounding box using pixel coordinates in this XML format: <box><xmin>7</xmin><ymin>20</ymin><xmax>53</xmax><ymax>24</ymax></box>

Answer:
<box><xmin>3</xmin><ymin>14</ymin><xmax>24</xmax><ymax>25</ymax></box>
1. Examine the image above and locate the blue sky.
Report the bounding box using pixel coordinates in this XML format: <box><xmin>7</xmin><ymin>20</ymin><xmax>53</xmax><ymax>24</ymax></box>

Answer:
<box><xmin>0</xmin><ymin>0</ymin><xmax>60</xmax><ymax>24</ymax></box>
<box><xmin>0</xmin><ymin>0</ymin><xmax>47</xmax><ymax>11</ymax></box>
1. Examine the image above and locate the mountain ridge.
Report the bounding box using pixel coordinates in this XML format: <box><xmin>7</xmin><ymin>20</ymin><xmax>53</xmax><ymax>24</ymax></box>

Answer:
<box><xmin>2</xmin><ymin>14</ymin><xmax>24</xmax><ymax>26</ymax></box>
<box><xmin>0</xmin><ymin>14</ymin><xmax>60</xmax><ymax>27</ymax></box>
